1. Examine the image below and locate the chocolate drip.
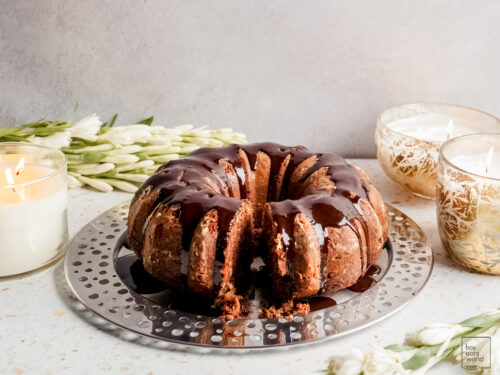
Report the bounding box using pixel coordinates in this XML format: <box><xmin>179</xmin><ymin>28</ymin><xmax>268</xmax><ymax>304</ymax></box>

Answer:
<box><xmin>131</xmin><ymin>142</ymin><xmax>370</xmax><ymax>292</ymax></box>
<box><xmin>348</xmin><ymin>265</ymin><xmax>381</xmax><ymax>293</ymax></box>
<box><xmin>307</xmin><ymin>296</ymin><xmax>337</xmax><ymax>311</ymax></box>
<box><xmin>270</xmin><ymin>193</ymin><xmax>364</xmax><ymax>288</ymax></box>
<box><xmin>266</xmin><ymin>149</ymin><xmax>369</xmax><ymax>291</ymax></box>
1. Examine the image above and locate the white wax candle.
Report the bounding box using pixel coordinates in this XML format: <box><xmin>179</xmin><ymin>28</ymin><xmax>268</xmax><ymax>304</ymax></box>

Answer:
<box><xmin>449</xmin><ymin>149</ymin><xmax>500</xmax><ymax>179</ymax></box>
<box><xmin>0</xmin><ymin>162</ymin><xmax>67</xmax><ymax>276</ymax></box>
<box><xmin>387</xmin><ymin>113</ymin><xmax>479</xmax><ymax>142</ymax></box>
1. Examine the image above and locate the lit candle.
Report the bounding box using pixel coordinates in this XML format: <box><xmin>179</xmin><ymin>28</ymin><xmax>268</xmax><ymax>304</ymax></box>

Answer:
<box><xmin>438</xmin><ymin>134</ymin><xmax>500</xmax><ymax>275</ymax></box>
<box><xmin>448</xmin><ymin>146</ymin><xmax>500</xmax><ymax>178</ymax></box>
<box><xmin>0</xmin><ymin>144</ymin><xmax>68</xmax><ymax>277</ymax></box>
<box><xmin>376</xmin><ymin>104</ymin><xmax>500</xmax><ymax>198</ymax></box>
<box><xmin>386</xmin><ymin>114</ymin><xmax>475</xmax><ymax>142</ymax></box>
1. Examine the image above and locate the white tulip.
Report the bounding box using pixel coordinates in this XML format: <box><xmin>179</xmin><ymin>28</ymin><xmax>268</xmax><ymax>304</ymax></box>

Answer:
<box><xmin>106</xmin><ymin>145</ymin><xmax>143</xmax><ymax>155</ymax></box>
<box><xmin>102</xmin><ymin>154</ymin><xmax>140</xmax><ymax>164</ymax></box>
<box><xmin>141</xmin><ymin>145</ymin><xmax>181</xmax><ymax>155</ymax></box>
<box><xmin>70</xmin><ymin>114</ymin><xmax>102</xmax><ymax>141</ymax></box>
<box><xmin>115</xmin><ymin>159</ymin><xmax>155</xmax><ymax>173</ymax></box>
<box><xmin>189</xmin><ymin>130</ymin><xmax>211</xmax><ymax>138</ymax></box>
<box><xmin>361</xmin><ymin>349</ymin><xmax>413</xmax><ymax>375</ymax></box>
<box><xmin>405</xmin><ymin>324</ymin><xmax>470</xmax><ymax>346</ymax></box>
<box><xmin>71</xmin><ymin>163</ymin><xmax>115</xmax><ymax>175</ymax></box>
<box><xmin>150</xmin><ymin>126</ymin><xmax>184</xmax><ymax>136</ymax></box>
<box><xmin>327</xmin><ymin>347</ymin><xmax>415</xmax><ymax>375</ymax></box>
<box><xmin>99</xmin><ymin>178</ymin><xmax>138</xmax><ymax>193</ymax></box>
<box><xmin>204</xmin><ymin>139</ymin><xmax>225</xmax><ymax>147</ymax></box>
<box><xmin>98</xmin><ymin>125</ymin><xmax>153</xmax><ymax>146</ymax></box>
<box><xmin>77</xmin><ymin>176</ymin><xmax>113</xmax><ymax>192</ymax></box>
<box><xmin>183</xmin><ymin>136</ymin><xmax>214</xmax><ymax>146</ymax></box>
<box><xmin>28</xmin><ymin>131</ymin><xmax>72</xmax><ymax>148</ymax></box>
<box><xmin>150</xmin><ymin>154</ymin><xmax>180</xmax><ymax>163</ymax></box>
<box><xmin>179</xmin><ymin>144</ymin><xmax>201</xmax><ymax>153</ymax></box>
<box><xmin>150</xmin><ymin>125</ymin><xmax>174</xmax><ymax>134</ymax></box>
<box><xmin>67</xmin><ymin>174</ymin><xmax>83</xmax><ymax>188</ymax></box>
<box><xmin>114</xmin><ymin>173</ymin><xmax>150</xmax><ymax>183</ymax></box>
<box><xmin>146</xmin><ymin>136</ymin><xmax>183</xmax><ymax>145</ymax></box>
<box><xmin>68</xmin><ymin>144</ymin><xmax>113</xmax><ymax>153</ymax></box>
<box><xmin>214</xmin><ymin>133</ymin><xmax>245</xmax><ymax>143</ymax></box>
<box><xmin>327</xmin><ymin>349</ymin><xmax>364</xmax><ymax>375</ymax></box>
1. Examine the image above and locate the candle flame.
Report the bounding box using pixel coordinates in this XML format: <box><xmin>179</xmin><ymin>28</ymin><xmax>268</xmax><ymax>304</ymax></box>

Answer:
<box><xmin>5</xmin><ymin>168</ymin><xmax>14</xmax><ymax>185</ymax></box>
<box><xmin>485</xmin><ymin>146</ymin><xmax>494</xmax><ymax>175</ymax></box>
<box><xmin>4</xmin><ymin>165</ymin><xmax>25</xmax><ymax>201</ymax></box>
<box><xmin>15</xmin><ymin>157</ymin><xmax>24</xmax><ymax>176</ymax></box>
<box><xmin>446</xmin><ymin>120</ymin><xmax>454</xmax><ymax>140</ymax></box>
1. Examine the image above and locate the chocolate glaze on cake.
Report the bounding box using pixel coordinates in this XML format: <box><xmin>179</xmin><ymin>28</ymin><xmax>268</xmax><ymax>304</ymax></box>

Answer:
<box><xmin>128</xmin><ymin>142</ymin><xmax>388</xmax><ymax>319</ymax></box>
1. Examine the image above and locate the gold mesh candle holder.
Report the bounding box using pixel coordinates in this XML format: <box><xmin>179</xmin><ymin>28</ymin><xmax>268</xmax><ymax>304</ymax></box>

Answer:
<box><xmin>376</xmin><ymin>103</ymin><xmax>500</xmax><ymax>199</ymax></box>
<box><xmin>437</xmin><ymin>134</ymin><xmax>500</xmax><ymax>275</ymax></box>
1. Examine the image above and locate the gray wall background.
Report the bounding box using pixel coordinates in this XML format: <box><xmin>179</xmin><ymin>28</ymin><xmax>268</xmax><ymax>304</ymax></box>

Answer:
<box><xmin>1</xmin><ymin>0</ymin><xmax>499</xmax><ymax>157</ymax></box>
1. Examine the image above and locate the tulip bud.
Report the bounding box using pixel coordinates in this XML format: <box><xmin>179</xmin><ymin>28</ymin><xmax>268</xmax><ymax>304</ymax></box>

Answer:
<box><xmin>102</xmin><ymin>154</ymin><xmax>140</xmax><ymax>164</ymax></box>
<box><xmin>70</xmin><ymin>114</ymin><xmax>102</xmax><ymax>141</ymax></box>
<box><xmin>71</xmin><ymin>163</ymin><xmax>115</xmax><ymax>176</ymax></box>
<box><xmin>67</xmin><ymin>174</ymin><xmax>83</xmax><ymax>188</ymax></box>
<box><xmin>99</xmin><ymin>178</ymin><xmax>138</xmax><ymax>193</ymax></box>
<box><xmin>405</xmin><ymin>324</ymin><xmax>470</xmax><ymax>346</ymax></box>
<box><xmin>28</xmin><ymin>131</ymin><xmax>72</xmax><ymax>148</ymax></box>
<box><xmin>327</xmin><ymin>349</ymin><xmax>364</xmax><ymax>375</ymax></box>
<box><xmin>77</xmin><ymin>176</ymin><xmax>113</xmax><ymax>192</ymax></box>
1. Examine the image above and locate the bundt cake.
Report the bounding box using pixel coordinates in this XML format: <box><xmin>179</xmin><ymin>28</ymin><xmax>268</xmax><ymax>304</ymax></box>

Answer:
<box><xmin>127</xmin><ymin>142</ymin><xmax>388</xmax><ymax>318</ymax></box>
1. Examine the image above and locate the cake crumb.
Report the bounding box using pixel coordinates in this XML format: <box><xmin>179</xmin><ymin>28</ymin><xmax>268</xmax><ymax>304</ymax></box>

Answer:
<box><xmin>260</xmin><ymin>300</ymin><xmax>310</xmax><ymax>319</ymax></box>
<box><xmin>218</xmin><ymin>292</ymin><xmax>243</xmax><ymax>320</ymax></box>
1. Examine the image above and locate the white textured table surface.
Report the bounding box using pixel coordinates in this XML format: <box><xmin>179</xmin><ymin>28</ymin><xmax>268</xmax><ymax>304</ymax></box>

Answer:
<box><xmin>1</xmin><ymin>159</ymin><xmax>496</xmax><ymax>375</ymax></box>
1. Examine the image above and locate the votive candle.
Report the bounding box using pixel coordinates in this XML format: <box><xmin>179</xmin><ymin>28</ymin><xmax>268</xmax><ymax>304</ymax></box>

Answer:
<box><xmin>437</xmin><ymin>134</ymin><xmax>500</xmax><ymax>275</ymax></box>
<box><xmin>0</xmin><ymin>143</ymin><xmax>68</xmax><ymax>277</ymax></box>
<box><xmin>376</xmin><ymin>103</ymin><xmax>500</xmax><ymax>198</ymax></box>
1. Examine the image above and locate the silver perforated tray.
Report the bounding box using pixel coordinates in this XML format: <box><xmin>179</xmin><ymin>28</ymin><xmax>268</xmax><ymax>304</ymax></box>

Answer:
<box><xmin>64</xmin><ymin>201</ymin><xmax>433</xmax><ymax>348</ymax></box>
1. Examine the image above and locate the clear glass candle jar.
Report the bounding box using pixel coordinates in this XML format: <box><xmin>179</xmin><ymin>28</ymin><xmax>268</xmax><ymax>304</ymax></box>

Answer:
<box><xmin>376</xmin><ymin>103</ymin><xmax>500</xmax><ymax>198</ymax></box>
<box><xmin>437</xmin><ymin>134</ymin><xmax>500</xmax><ymax>275</ymax></box>
<box><xmin>0</xmin><ymin>143</ymin><xmax>68</xmax><ymax>277</ymax></box>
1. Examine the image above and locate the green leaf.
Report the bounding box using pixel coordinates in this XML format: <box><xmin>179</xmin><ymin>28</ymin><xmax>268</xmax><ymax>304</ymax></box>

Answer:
<box><xmin>65</xmin><ymin>140</ymin><xmax>88</xmax><ymax>148</ymax></box>
<box><xmin>385</xmin><ymin>344</ymin><xmax>417</xmax><ymax>352</ymax></box>
<box><xmin>137</xmin><ymin>116</ymin><xmax>154</xmax><ymax>125</ymax></box>
<box><xmin>0</xmin><ymin>127</ymin><xmax>21</xmax><ymax>137</ymax></box>
<box><xmin>108</xmin><ymin>113</ymin><xmax>118</xmax><ymax>127</ymax></box>
<box><xmin>97</xmin><ymin>126</ymin><xmax>112</xmax><ymax>135</ymax></box>
<box><xmin>71</xmin><ymin>137</ymin><xmax>98</xmax><ymax>146</ymax></box>
<box><xmin>65</xmin><ymin>154</ymin><xmax>83</xmax><ymax>161</ymax></box>
<box><xmin>0</xmin><ymin>135</ymin><xmax>27</xmax><ymax>142</ymax></box>
<box><xmin>82</xmin><ymin>151</ymin><xmax>107</xmax><ymax>163</ymax></box>
<box><xmin>30</xmin><ymin>126</ymin><xmax>69</xmax><ymax>137</ymax></box>
<box><xmin>402</xmin><ymin>346</ymin><xmax>437</xmax><ymax>370</ymax></box>
<box><xmin>98</xmin><ymin>114</ymin><xmax>118</xmax><ymax>135</ymax></box>
<box><xmin>134</xmin><ymin>152</ymin><xmax>151</xmax><ymax>161</ymax></box>
<box><xmin>20</xmin><ymin>120</ymin><xmax>50</xmax><ymax>128</ymax></box>
<box><xmin>439</xmin><ymin>345</ymin><xmax>458</xmax><ymax>361</ymax></box>
<box><xmin>460</xmin><ymin>311</ymin><xmax>500</xmax><ymax>328</ymax></box>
